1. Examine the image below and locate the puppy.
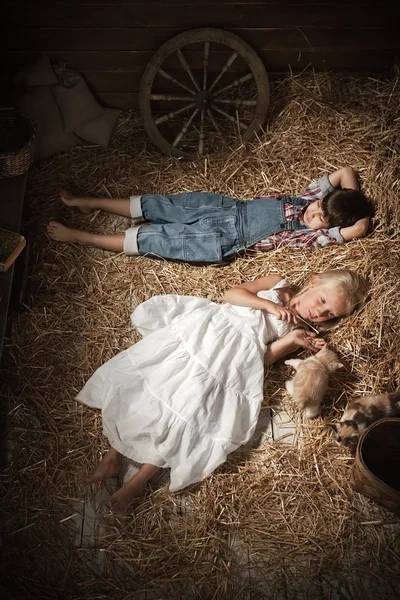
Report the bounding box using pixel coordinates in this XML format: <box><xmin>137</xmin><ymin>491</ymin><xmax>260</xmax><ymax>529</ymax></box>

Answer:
<box><xmin>285</xmin><ymin>345</ymin><xmax>343</xmax><ymax>418</ymax></box>
<box><xmin>332</xmin><ymin>391</ymin><xmax>400</xmax><ymax>453</ymax></box>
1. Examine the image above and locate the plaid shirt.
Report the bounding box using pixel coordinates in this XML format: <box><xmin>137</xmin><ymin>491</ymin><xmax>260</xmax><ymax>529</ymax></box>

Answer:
<box><xmin>252</xmin><ymin>174</ymin><xmax>344</xmax><ymax>251</ymax></box>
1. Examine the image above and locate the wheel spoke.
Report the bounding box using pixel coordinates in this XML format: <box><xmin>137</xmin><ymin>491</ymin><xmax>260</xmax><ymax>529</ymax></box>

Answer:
<box><xmin>173</xmin><ymin>108</ymin><xmax>200</xmax><ymax>147</ymax></box>
<box><xmin>139</xmin><ymin>28</ymin><xmax>269</xmax><ymax>160</ymax></box>
<box><xmin>176</xmin><ymin>49</ymin><xmax>201</xmax><ymax>92</ymax></box>
<box><xmin>203</xmin><ymin>41</ymin><xmax>210</xmax><ymax>91</ymax></box>
<box><xmin>155</xmin><ymin>102</ymin><xmax>196</xmax><ymax>125</ymax></box>
<box><xmin>208</xmin><ymin>51</ymin><xmax>238</xmax><ymax>92</ymax></box>
<box><xmin>198</xmin><ymin>109</ymin><xmax>205</xmax><ymax>155</ymax></box>
<box><xmin>206</xmin><ymin>108</ymin><xmax>227</xmax><ymax>144</ymax></box>
<box><xmin>211</xmin><ymin>105</ymin><xmax>248</xmax><ymax>131</ymax></box>
<box><xmin>150</xmin><ymin>94</ymin><xmax>194</xmax><ymax>101</ymax></box>
<box><xmin>213</xmin><ymin>73</ymin><xmax>253</xmax><ymax>97</ymax></box>
<box><xmin>214</xmin><ymin>98</ymin><xmax>257</xmax><ymax>107</ymax></box>
<box><xmin>158</xmin><ymin>68</ymin><xmax>196</xmax><ymax>95</ymax></box>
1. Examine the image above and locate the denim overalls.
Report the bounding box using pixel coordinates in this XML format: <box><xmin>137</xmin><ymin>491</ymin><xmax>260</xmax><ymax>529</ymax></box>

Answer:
<box><xmin>136</xmin><ymin>192</ymin><xmax>309</xmax><ymax>263</ymax></box>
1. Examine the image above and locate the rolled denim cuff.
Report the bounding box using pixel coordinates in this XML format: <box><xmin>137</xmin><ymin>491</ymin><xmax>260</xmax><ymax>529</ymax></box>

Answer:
<box><xmin>129</xmin><ymin>195</ymin><xmax>143</xmax><ymax>219</ymax></box>
<box><xmin>123</xmin><ymin>226</ymin><xmax>140</xmax><ymax>255</ymax></box>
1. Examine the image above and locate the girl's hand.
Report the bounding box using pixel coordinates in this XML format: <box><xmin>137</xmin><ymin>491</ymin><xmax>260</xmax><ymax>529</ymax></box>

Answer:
<box><xmin>269</xmin><ymin>304</ymin><xmax>298</xmax><ymax>324</ymax></box>
<box><xmin>290</xmin><ymin>329</ymin><xmax>326</xmax><ymax>352</ymax></box>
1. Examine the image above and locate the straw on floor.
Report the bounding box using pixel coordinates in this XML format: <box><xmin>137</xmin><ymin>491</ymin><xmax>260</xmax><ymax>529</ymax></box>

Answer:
<box><xmin>1</xmin><ymin>69</ymin><xmax>399</xmax><ymax>600</ymax></box>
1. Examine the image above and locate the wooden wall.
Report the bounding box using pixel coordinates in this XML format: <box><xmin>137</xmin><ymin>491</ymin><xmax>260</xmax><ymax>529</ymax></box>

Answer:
<box><xmin>4</xmin><ymin>0</ymin><xmax>400</xmax><ymax>110</ymax></box>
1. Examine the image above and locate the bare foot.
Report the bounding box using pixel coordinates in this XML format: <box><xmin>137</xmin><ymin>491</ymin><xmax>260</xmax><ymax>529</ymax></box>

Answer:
<box><xmin>82</xmin><ymin>449</ymin><xmax>123</xmax><ymax>484</ymax></box>
<box><xmin>61</xmin><ymin>191</ymin><xmax>94</xmax><ymax>214</ymax></box>
<box><xmin>47</xmin><ymin>221</ymin><xmax>91</xmax><ymax>244</ymax></box>
<box><xmin>106</xmin><ymin>479</ymin><xmax>145</xmax><ymax>514</ymax></box>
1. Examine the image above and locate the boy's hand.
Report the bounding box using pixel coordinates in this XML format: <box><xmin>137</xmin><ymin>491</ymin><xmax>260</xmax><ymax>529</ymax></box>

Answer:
<box><xmin>290</xmin><ymin>329</ymin><xmax>326</xmax><ymax>352</ymax></box>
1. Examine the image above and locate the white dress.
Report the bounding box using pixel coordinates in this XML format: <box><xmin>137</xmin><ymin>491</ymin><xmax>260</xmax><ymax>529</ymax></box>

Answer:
<box><xmin>76</xmin><ymin>279</ymin><xmax>293</xmax><ymax>491</ymax></box>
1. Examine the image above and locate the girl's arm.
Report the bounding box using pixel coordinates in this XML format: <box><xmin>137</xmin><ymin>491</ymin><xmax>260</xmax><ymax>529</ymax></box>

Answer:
<box><xmin>328</xmin><ymin>166</ymin><xmax>359</xmax><ymax>190</ymax></box>
<box><xmin>223</xmin><ymin>274</ymin><xmax>297</xmax><ymax>322</ymax></box>
<box><xmin>265</xmin><ymin>329</ymin><xmax>326</xmax><ymax>365</ymax></box>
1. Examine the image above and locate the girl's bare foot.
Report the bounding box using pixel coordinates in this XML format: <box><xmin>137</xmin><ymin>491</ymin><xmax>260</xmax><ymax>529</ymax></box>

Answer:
<box><xmin>105</xmin><ymin>464</ymin><xmax>159</xmax><ymax>514</ymax></box>
<box><xmin>61</xmin><ymin>191</ymin><xmax>94</xmax><ymax>214</ymax></box>
<box><xmin>82</xmin><ymin>449</ymin><xmax>123</xmax><ymax>484</ymax></box>
<box><xmin>106</xmin><ymin>479</ymin><xmax>145</xmax><ymax>514</ymax></box>
<box><xmin>47</xmin><ymin>221</ymin><xmax>91</xmax><ymax>244</ymax></box>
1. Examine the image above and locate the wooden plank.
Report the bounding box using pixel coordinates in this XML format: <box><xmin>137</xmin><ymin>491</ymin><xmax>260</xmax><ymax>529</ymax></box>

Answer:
<box><xmin>7</xmin><ymin>4</ymin><xmax>398</xmax><ymax>29</ymax></box>
<box><xmin>10</xmin><ymin>0</ymin><xmax>347</xmax><ymax>5</ymax></box>
<box><xmin>271</xmin><ymin>408</ymin><xmax>298</xmax><ymax>446</ymax></box>
<box><xmin>95</xmin><ymin>91</ymin><xmax>138</xmax><ymax>109</ymax></box>
<box><xmin>5</xmin><ymin>27</ymin><xmax>400</xmax><ymax>52</ymax></box>
<box><xmin>80</xmin><ymin>481</ymin><xmax>118</xmax><ymax>547</ymax></box>
<box><xmin>244</xmin><ymin>407</ymin><xmax>273</xmax><ymax>449</ymax></box>
<box><xmin>6</xmin><ymin>48</ymin><xmax>397</xmax><ymax>73</ymax></box>
<box><xmin>0</xmin><ymin>229</ymin><xmax>26</xmax><ymax>273</ymax></box>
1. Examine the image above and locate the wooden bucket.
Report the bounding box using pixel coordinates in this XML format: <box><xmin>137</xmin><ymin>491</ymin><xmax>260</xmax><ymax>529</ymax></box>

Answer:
<box><xmin>351</xmin><ymin>418</ymin><xmax>400</xmax><ymax>514</ymax></box>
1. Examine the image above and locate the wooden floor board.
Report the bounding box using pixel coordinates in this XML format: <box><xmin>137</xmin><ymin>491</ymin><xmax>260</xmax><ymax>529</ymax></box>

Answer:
<box><xmin>271</xmin><ymin>407</ymin><xmax>298</xmax><ymax>446</ymax></box>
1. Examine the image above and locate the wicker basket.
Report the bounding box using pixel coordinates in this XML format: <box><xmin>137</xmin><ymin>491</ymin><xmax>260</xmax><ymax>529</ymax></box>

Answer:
<box><xmin>0</xmin><ymin>107</ymin><xmax>36</xmax><ymax>178</ymax></box>
<box><xmin>351</xmin><ymin>418</ymin><xmax>400</xmax><ymax>513</ymax></box>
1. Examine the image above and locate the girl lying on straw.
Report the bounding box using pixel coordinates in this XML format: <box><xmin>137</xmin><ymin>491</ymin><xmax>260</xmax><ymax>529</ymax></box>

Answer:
<box><xmin>47</xmin><ymin>167</ymin><xmax>373</xmax><ymax>263</ymax></box>
<box><xmin>77</xmin><ymin>269</ymin><xmax>366</xmax><ymax>514</ymax></box>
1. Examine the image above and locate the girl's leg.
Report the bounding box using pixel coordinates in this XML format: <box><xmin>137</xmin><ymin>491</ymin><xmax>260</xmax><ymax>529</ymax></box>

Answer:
<box><xmin>82</xmin><ymin>447</ymin><xmax>123</xmax><ymax>484</ymax></box>
<box><xmin>107</xmin><ymin>463</ymin><xmax>160</xmax><ymax>514</ymax></box>
<box><xmin>61</xmin><ymin>191</ymin><xmax>132</xmax><ymax>218</ymax></box>
<box><xmin>47</xmin><ymin>221</ymin><xmax>126</xmax><ymax>252</ymax></box>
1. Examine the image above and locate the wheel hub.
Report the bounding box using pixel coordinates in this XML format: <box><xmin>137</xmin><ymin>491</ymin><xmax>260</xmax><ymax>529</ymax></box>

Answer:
<box><xmin>195</xmin><ymin>90</ymin><xmax>211</xmax><ymax>109</ymax></box>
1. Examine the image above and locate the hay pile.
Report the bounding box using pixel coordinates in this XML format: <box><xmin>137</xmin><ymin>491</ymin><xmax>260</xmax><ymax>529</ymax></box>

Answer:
<box><xmin>1</xmin><ymin>69</ymin><xmax>399</xmax><ymax>600</ymax></box>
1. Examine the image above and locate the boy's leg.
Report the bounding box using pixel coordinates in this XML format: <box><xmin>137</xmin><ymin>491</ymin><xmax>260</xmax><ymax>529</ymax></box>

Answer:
<box><xmin>141</xmin><ymin>192</ymin><xmax>237</xmax><ymax>224</ymax></box>
<box><xmin>47</xmin><ymin>221</ymin><xmax>126</xmax><ymax>252</ymax></box>
<box><xmin>106</xmin><ymin>463</ymin><xmax>160</xmax><ymax>514</ymax></box>
<box><xmin>125</xmin><ymin>222</ymin><xmax>224</xmax><ymax>263</ymax></box>
<box><xmin>61</xmin><ymin>192</ymin><xmax>142</xmax><ymax>219</ymax></box>
<box><xmin>124</xmin><ymin>199</ymin><xmax>241</xmax><ymax>262</ymax></box>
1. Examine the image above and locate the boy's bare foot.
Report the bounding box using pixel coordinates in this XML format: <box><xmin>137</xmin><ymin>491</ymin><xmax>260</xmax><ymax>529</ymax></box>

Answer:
<box><xmin>47</xmin><ymin>221</ymin><xmax>91</xmax><ymax>244</ymax></box>
<box><xmin>106</xmin><ymin>479</ymin><xmax>145</xmax><ymax>514</ymax></box>
<box><xmin>61</xmin><ymin>191</ymin><xmax>94</xmax><ymax>214</ymax></box>
<box><xmin>82</xmin><ymin>449</ymin><xmax>122</xmax><ymax>484</ymax></box>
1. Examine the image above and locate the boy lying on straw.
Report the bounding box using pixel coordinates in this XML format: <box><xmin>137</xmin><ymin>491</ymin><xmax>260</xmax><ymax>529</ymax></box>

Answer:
<box><xmin>47</xmin><ymin>166</ymin><xmax>373</xmax><ymax>264</ymax></box>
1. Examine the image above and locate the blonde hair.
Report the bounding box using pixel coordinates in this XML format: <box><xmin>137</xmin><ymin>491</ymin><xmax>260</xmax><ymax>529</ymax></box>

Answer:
<box><xmin>299</xmin><ymin>269</ymin><xmax>367</xmax><ymax>330</ymax></box>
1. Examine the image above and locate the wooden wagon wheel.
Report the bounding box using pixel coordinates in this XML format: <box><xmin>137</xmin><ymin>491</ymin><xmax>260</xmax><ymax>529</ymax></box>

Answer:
<box><xmin>139</xmin><ymin>28</ymin><xmax>270</xmax><ymax>161</ymax></box>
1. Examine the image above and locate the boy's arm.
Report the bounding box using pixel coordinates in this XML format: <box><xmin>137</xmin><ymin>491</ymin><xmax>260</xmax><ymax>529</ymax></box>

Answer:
<box><xmin>253</xmin><ymin>220</ymin><xmax>368</xmax><ymax>248</ymax></box>
<box><xmin>301</xmin><ymin>166</ymin><xmax>359</xmax><ymax>200</ymax></box>
<box><xmin>327</xmin><ymin>166</ymin><xmax>359</xmax><ymax>190</ymax></box>
<box><xmin>253</xmin><ymin>228</ymin><xmax>343</xmax><ymax>252</ymax></box>
<box><xmin>339</xmin><ymin>216</ymin><xmax>370</xmax><ymax>241</ymax></box>
<box><xmin>328</xmin><ymin>167</ymin><xmax>372</xmax><ymax>240</ymax></box>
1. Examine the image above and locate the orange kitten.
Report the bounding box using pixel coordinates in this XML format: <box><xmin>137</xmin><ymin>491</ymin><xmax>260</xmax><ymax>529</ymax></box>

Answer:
<box><xmin>285</xmin><ymin>345</ymin><xmax>343</xmax><ymax>418</ymax></box>
<box><xmin>332</xmin><ymin>391</ymin><xmax>400</xmax><ymax>453</ymax></box>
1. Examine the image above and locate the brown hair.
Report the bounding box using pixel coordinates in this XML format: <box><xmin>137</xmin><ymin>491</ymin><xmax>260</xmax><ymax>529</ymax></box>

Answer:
<box><xmin>321</xmin><ymin>188</ymin><xmax>374</xmax><ymax>227</ymax></box>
